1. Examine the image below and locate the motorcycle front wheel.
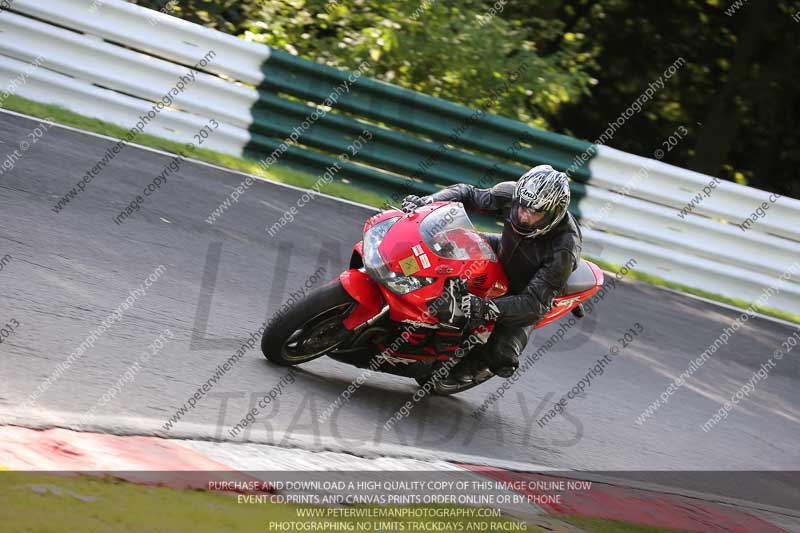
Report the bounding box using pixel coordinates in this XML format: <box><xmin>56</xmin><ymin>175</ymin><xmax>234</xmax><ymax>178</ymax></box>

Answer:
<box><xmin>262</xmin><ymin>280</ymin><xmax>354</xmax><ymax>366</ymax></box>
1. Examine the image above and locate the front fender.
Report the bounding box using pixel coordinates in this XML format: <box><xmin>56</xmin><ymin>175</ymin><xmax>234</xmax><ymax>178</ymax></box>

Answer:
<box><xmin>349</xmin><ymin>241</ymin><xmax>364</xmax><ymax>269</ymax></box>
<box><xmin>340</xmin><ymin>269</ymin><xmax>385</xmax><ymax>330</ymax></box>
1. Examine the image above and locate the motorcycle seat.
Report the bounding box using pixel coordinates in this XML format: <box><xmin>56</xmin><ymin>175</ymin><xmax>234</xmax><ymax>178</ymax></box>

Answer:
<box><xmin>564</xmin><ymin>260</ymin><xmax>597</xmax><ymax>294</ymax></box>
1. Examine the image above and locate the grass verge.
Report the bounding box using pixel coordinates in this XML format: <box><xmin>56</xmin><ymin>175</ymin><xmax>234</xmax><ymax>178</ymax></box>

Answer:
<box><xmin>559</xmin><ymin>515</ymin><xmax>692</xmax><ymax>533</ymax></box>
<box><xmin>2</xmin><ymin>95</ymin><xmax>796</xmax><ymax>324</ymax></box>
<box><xmin>0</xmin><ymin>471</ymin><xmax>694</xmax><ymax>533</ymax></box>
<box><xmin>1</xmin><ymin>95</ymin><xmax>388</xmax><ymax>209</ymax></box>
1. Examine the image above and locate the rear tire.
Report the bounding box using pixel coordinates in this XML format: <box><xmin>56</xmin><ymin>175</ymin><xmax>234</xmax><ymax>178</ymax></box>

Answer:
<box><xmin>415</xmin><ymin>367</ymin><xmax>494</xmax><ymax>396</ymax></box>
<box><xmin>262</xmin><ymin>280</ymin><xmax>355</xmax><ymax>366</ymax></box>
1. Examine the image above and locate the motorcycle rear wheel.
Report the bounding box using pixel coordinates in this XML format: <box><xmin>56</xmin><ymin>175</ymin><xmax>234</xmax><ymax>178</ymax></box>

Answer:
<box><xmin>415</xmin><ymin>367</ymin><xmax>494</xmax><ymax>396</ymax></box>
<box><xmin>262</xmin><ymin>280</ymin><xmax>354</xmax><ymax>366</ymax></box>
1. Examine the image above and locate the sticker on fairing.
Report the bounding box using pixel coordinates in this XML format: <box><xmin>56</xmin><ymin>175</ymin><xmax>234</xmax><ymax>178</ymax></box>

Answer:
<box><xmin>419</xmin><ymin>253</ymin><xmax>431</xmax><ymax>269</ymax></box>
<box><xmin>412</xmin><ymin>244</ymin><xmax>424</xmax><ymax>256</ymax></box>
<box><xmin>399</xmin><ymin>255</ymin><xmax>421</xmax><ymax>275</ymax></box>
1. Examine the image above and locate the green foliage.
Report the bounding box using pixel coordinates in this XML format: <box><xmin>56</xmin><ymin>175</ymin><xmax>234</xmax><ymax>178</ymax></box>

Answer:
<box><xmin>128</xmin><ymin>0</ymin><xmax>257</xmax><ymax>33</ymax></box>
<box><xmin>131</xmin><ymin>0</ymin><xmax>597</xmax><ymax>129</ymax></box>
<box><xmin>244</xmin><ymin>0</ymin><xmax>597</xmax><ymax>128</ymax></box>
<box><xmin>547</xmin><ymin>0</ymin><xmax>798</xmax><ymax>198</ymax></box>
<box><xmin>130</xmin><ymin>0</ymin><xmax>797</xmax><ymax>198</ymax></box>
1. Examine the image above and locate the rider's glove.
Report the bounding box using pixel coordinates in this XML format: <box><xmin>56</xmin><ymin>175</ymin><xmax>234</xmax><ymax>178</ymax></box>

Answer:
<box><xmin>402</xmin><ymin>195</ymin><xmax>432</xmax><ymax>213</ymax></box>
<box><xmin>460</xmin><ymin>294</ymin><xmax>501</xmax><ymax>330</ymax></box>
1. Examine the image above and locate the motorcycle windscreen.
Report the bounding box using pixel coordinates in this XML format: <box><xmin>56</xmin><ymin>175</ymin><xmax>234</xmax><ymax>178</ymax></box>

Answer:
<box><xmin>419</xmin><ymin>205</ymin><xmax>497</xmax><ymax>262</ymax></box>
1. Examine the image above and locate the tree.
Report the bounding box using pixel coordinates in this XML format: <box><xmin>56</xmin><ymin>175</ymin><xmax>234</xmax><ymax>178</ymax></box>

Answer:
<box><xmin>130</xmin><ymin>0</ymin><xmax>798</xmax><ymax>198</ymax></box>
<box><xmin>130</xmin><ymin>0</ymin><xmax>597</xmax><ymax>129</ymax></box>
<box><xmin>542</xmin><ymin>0</ymin><xmax>798</xmax><ymax>198</ymax></box>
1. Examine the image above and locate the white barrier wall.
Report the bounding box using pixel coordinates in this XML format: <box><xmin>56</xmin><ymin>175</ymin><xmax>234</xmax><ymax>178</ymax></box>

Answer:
<box><xmin>590</xmin><ymin>145</ymin><xmax>800</xmax><ymax>242</ymax></box>
<box><xmin>0</xmin><ymin>1</ymin><xmax>260</xmax><ymax>155</ymax></box>
<box><xmin>586</xmin><ymin>146</ymin><xmax>800</xmax><ymax>314</ymax></box>
<box><xmin>9</xmin><ymin>0</ymin><xmax>269</xmax><ymax>85</ymax></box>
<box><xmin>1</xmin><ymin>0</ymin><xmax>798</xmax><ymax>316</ymax></box>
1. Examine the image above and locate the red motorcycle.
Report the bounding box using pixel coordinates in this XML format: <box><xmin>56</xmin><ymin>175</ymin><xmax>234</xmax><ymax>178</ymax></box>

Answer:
<box><xmin>262</xmin><ymin>202</ymin><xmax>603</xmax><ymax>395</ymax></box>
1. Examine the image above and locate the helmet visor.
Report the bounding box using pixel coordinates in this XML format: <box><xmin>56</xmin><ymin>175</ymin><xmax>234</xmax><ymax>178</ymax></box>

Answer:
<box><xmin>511</xmin><ymin>204</ymin><xmax>554</xmax><ymax>236</ymax></box>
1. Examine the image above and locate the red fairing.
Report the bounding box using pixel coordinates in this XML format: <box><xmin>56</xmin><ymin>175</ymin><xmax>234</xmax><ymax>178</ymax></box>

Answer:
<box><xmin>362</xmin><ymin>203</ymin><xmax>509</xmax><ymax>325</ymax></box>
<box><xmin>588</xmin><ymin>261</ymin><xmax>605</xmax><ymax>287</ymax></box>
<box><xmin>341</xmin><ymin>202</ymin><xmax>602</xmax><ymax>347</ymax></box>
<box><xmin>534</xmin><ymin>260</ymin><xmax>604</xmax><ymax>329</ymax></box>
<box><xmin>339</xmin><ymin>269</ymin><xmax>384</xmax><ymax>330</ymax></box>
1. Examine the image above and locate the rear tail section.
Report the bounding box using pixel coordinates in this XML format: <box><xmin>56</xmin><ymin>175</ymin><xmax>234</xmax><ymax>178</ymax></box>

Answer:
<box><xmin>535</xmin><ymin>260</ymin><xmax>603</xmax><ymax>329</ymax></box>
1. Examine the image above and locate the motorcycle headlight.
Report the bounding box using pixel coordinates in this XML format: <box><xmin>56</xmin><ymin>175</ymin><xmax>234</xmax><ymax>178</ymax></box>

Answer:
<box><xmin>362</xmin><ymin>217</ymin><xmax>435</xmax><ymax>295</ymax></box>
<box><xmin>363</xmin><ymin>217</ymin><xmax>401</xmax><ymax>280</ymax></box>
<box><xmin>384</xmin><ymin>274</ymin><xmax>437</xmax><ymax>295</ymax></box>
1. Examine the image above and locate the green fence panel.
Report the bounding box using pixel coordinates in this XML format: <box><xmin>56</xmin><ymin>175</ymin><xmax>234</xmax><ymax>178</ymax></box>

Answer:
<box><xmin>244</xmin><ymin>133</ymin><xmax>438</xmax><ymax>201</ymax></box>
<box><xmin>245</xmin><ymin>49</ymin><xmax>592</xmax><ymax>218</ymax></box>
<box><xmin>257</xmin><ymin>50</ymin><xmax>595</xmax><ymax>182</ymax></box>
<box><xmin>251</xmin><ymin>91</ymin><xmax>526</xmax><ymax>191</ymax></box>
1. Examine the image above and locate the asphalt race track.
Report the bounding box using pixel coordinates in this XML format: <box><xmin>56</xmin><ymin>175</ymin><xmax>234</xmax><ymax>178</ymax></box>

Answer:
<box><xmin>1</xmin><ymin>111</ymin><xmax>798</xmax><ymax>509</ymax></box>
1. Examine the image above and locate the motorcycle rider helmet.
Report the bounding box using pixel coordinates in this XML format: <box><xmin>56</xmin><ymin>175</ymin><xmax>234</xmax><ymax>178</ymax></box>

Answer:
<box><xmin>510</xmin><ymin>165</ymin><xmax>571</xmax><ymax>238</ymax></box>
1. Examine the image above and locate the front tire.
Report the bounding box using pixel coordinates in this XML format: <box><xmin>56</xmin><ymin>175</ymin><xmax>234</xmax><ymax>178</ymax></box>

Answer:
<box><xmin>262</xmin><ymin>280</ymin><xmax>355</xmax><ymax>366</ymax></box>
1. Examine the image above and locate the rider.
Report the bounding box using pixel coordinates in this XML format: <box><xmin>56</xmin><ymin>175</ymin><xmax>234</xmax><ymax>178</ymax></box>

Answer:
<box><xmin>402</xmin><ymin>165</ymin><xmax>581</xmax><ymax>380</ymax></box>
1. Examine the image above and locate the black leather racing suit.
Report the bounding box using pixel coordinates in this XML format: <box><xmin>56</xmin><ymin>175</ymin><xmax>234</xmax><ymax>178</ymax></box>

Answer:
<box><xmin>425</xmin><ymin>181</ymin><xmax>583</xmax><ymax>370</ymax></box>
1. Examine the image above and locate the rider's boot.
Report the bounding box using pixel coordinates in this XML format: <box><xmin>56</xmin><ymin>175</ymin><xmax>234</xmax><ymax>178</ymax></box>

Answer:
<box><xmin>487</xmin><ymin>352</ymin><xmax>519</xmax><ymax>378</ymax></box>
<box><xmin>451</xmin><ymin>352</ymin><xmax>490</xmax><ymax>383</ymax></box>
